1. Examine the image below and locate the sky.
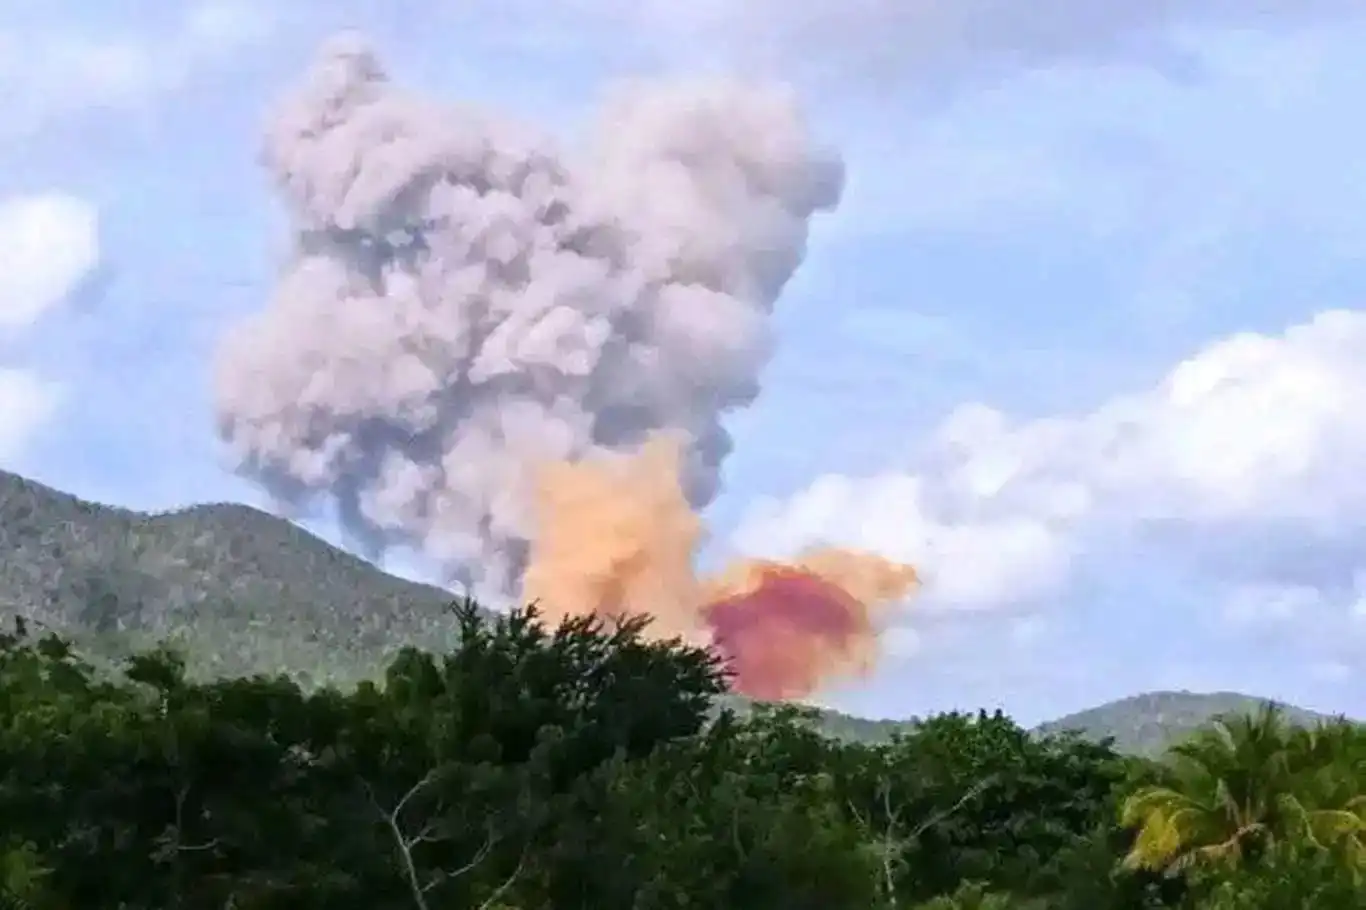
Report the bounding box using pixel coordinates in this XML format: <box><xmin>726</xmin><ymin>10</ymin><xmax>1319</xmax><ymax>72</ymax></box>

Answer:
<box><xmin>5</xmin><ymin>0</ymin><xmax>1366</xmax><ymax>724</ymax></box>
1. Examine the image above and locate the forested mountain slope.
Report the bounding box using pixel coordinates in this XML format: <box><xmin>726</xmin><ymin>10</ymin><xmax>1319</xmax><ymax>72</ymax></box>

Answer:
<box><xmin>0</xmin><ymin>469</ymin><xmax>1344</xmax><ymax>750</ymax></box>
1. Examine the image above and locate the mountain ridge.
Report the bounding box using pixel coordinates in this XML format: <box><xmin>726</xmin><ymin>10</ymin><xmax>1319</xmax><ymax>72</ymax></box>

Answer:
<box><xmin>0</xmin><ymin>468</ymin><xmax>1347</xmax><ymax>751</ymax></box>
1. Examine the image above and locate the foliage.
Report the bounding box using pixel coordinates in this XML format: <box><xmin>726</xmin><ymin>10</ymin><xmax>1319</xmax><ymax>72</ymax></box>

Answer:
<box><xmin>1</xmin><ymin>595</ymin><xmax>1358</xmax><ymax>910</ymax></box>
<box><xmin>0</xmin><ymin>470</ymin><xmax>466</xmax><ymax>688</ymax></box>
<box><xmin>1120</xmin><ymin>705</ymin><xmax>1366</xmax><ymax>878</ymax></box>
<box><xmin>0</xmin><ymin>602</ymin><xmax>727</xmax><ymax>909</ymax></box>
<box><xmin>1038</xmin><ymin>691</ymin><xmax>1330</xmax><ymax>757</ymax></box>
<box><xmin>1189</xmin><ymin>842</ymin><xmax>1360</xmax><ymax>908</ymax></box>
<box><xmin>2</xmin><ymin>468</ymin><xmax>1332</xmax><ymax>755</ymax></box>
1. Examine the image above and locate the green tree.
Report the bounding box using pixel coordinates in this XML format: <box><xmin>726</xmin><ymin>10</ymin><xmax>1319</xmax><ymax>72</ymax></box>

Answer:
<box><xmin>1283</xmin><ymin>717</ymin><xmax>1366</xmax><ymax>867</ymax></box>
<box><xmin>911</xmin><ymin>880</ymin><xmax>1039</xmax><ymax>909</ymax></box>
<box><xmin>834</xmin><ymin>710</ymin><xmax>1131</xmax><ymax>903</ymax></box>
<box><xmin>6</xmin><ymin>595</ymin><xmax>1359</xmax><ymax>910</ymax></box>
<box><xmin>1192</xmin><ymin>840</ymin><xmax>1361</xmax><ymax>909</ymax></box>
<box><xmin>0</xmin><ymin>602</ymin><xmax>735</xmax><ymax>910</ymax></box>
<box><xmin>1120</xmin><ymin>705</ymin><xmax>1362</xmax><ymax>878</ymax></box>
<box><xmin>552</xmin><ymin>710</ymin><xmax>878</xmax><ymax>910</ymax></box>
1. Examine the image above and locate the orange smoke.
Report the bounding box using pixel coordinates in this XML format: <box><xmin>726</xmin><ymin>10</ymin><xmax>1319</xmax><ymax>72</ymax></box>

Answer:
<box><xmin>521</xmin><ymin>434</ymin><xmax>919</xmax><ymax>699</ymax></box>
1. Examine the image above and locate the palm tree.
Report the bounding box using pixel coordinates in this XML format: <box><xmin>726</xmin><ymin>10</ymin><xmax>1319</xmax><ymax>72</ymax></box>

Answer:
<box><xmin>1118</xmin><ymin>704</ymin><xmax>1302</xmax><ymax>874</ymax></box>
<box><xmin>1120</xmin><ymin>705</ymin><xmax>1366</xmax><ymax>877</ymax></box>
<box><xmin>1283</xmin><ymin>718</ymin><xmax>1366</xmax><ymax>871</ymax></box>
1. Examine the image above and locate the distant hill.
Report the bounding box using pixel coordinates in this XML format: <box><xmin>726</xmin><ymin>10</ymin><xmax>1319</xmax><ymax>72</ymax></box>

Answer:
<box><xmin>0</xmin><ymin>469</ymin><xmax>1346</xmax><ymax>753</ymax></box>
<box><xmin>1035</xmin><ymin>690</ymin><xmax>1337</xmax><ymax>756</ymax></box>
<box><xmin>0</xmin><ymin>469</ymin><xmax>465</xmax><ymax>685</ymax></box>
<box><xmin>713</xmin><ymin>694</ymin><xmax>916</xmax><ymax>742</ymax></box>
<box><xmin>731</xmin><ymin>692</ymin><xmax>1343</xmax><ymax>756</ymax></box>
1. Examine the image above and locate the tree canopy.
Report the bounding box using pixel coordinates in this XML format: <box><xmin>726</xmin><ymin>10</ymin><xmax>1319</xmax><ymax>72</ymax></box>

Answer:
<box><xmin>0</xmin><ymin>602</ymin><xmax>1360</xmax><ymax>909</ymax></box>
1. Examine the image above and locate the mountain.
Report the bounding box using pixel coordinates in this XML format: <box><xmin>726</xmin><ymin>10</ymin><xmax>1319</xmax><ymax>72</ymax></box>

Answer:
<box><xmin>0</xmin><ymin>469</ymin><xmax>1343</xmax><ymax>753</ymax></box>
<box><xmin>1036</xmin><ymin>691</ymin><xmax>1336</xmax><ymax>756</ymax></box>
<box><xmin>0</xmin><ymin>469</ymin><xmax>465</xmax><ymax>685</ymax></box>
<box><xmin>727</xmin><ymin>693</ymin><xmax>1342</xmax><ymax>754</ymax></box>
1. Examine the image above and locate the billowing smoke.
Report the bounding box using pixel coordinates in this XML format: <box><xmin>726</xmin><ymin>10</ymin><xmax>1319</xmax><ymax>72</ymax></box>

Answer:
<box><xmin>522</xmin><ymin>432</ymin><xmax>706</xmax><ymax>643</ymax></box>
<box><xmin>523</xmin><ymin>434</ymin><xmax>919</xmax><ymax>698</ymax></box>
<box><xmin>702</xmin><ymin>547</ymin><xmax>920</xmax><ymax>699</ymax></box>
<box><xmin>213</xmin><ymin>34</ymin><xmax>844</xmax><ymax>599</ymax></box>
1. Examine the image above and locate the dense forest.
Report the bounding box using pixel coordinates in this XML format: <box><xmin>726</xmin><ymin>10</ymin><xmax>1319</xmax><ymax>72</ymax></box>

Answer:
<box><xmin>1</xmin><ymin>600</ymin><xmax>1361</xmax><ymax>909</ymax></box>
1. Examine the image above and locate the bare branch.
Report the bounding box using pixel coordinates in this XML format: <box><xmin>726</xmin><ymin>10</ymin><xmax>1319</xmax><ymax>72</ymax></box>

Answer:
<box><xmin>412</xmin><ymin>818</ymin><xmax>447</xmax><ymax>847</ymax></box>
<box><xmin>909</xmin><ymin>775</ymin><xmax>997</xmax><ymax>841</ymax></box>
<box><xmin>393</xmin><ymin>770</ymin><xmax>442</xmax><ymax>822</ymax></box>
<box><xmin>476</xmin><ymin>847</ymin><xmax>526</xmax><ymax>910</ymax></box>
<box><xmin>178</xmin><ymin>838</ymin><xmax>221</xmax><ymax>852</ymax></box>
<box><xmin>848</xmin><ymin>772</ymin><xmax>997</xmax><ymax>908</ymax></box>
<box><xmin>433</xmin><ymin>831</ymin><xmax>497</xmax><ymax>887</ymax></box>
<box><xmin>362</xmin><ymin>771</ymin><xmax>504</xmax><ymax>910</ymax></box>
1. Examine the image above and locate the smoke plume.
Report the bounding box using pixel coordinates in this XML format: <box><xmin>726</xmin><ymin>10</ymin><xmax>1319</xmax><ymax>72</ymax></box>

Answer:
<box><xmin>523</xmin><ymin>434</ymin><xmax>919</xmax><ymax>698</ymax></box>
<box><xmin>522</xmin><ymin>432</ymin><xmax>705</xmax><ymax>643</ymax></box>
<box><xmin>701</xmin><ymin>547</ymin><xmax>921</xmax><ymax>698</ymax></box>
<box><xmin>213</xmin><ymin>34</ymin><xmax>844</xmax><ymax>600</ymax></box>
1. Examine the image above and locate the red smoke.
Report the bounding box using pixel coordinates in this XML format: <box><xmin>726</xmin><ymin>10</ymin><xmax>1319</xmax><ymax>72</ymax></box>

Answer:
<box><xmin>522</xmin><ymin>434</ymin><xmax>919</xmax><ymax>699</ymax></box>
<box><xmin>703</xmin><ymin>564</ymin><xmax>872</xmax><ymax>699</ymax></box>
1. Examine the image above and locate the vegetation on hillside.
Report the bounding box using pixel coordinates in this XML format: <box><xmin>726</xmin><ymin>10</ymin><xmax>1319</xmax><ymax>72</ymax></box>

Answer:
<box><xmin>0</xmin><ymin>470</ymin><xmax>1336</xmax><ymax>751</ymax></box>
<box><xmin>1037</xmin><ymin>691</ymin><xmax>1330</xmax><ymax>757</ymax></box>
<box><xmin>0</xmin><ymin>470</ymin><xmax>465</xmax><ymax>685</ymax></box>
<box><xmin>1</xmin><ymin>601</ymin><xmax>1362</xmax><ymax>909</ymax></box>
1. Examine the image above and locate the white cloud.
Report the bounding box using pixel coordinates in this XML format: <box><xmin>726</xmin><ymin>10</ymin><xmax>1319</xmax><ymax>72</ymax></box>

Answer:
<box><xmin>736</xmin><ymin>471</ymin><xmax>1074</xmax><ymax>612</ymax></box>
<box><xmin>0</xmin><ymin>369</ymin><xmax>62</xmax><ymax>461</ymax></box>
<box><xmin>1308</xmin><ymin>659</ymin><xmax>1352</xmax><ymax>682</ymax></box>
<box><xmin>882</xmin><ymin>625</ymin><xmax>922</xmax><ymax>658</ymax></box>
<box><xmin>735</xmin><ymin>309</ymin><xmax>1366</xmax><ymax>631</ymax></box>
<box><xmin>1009</xmin><ymin>616</ymin><xmax>1047</xmax><ymax>645</ymax></box>
<box><xmin>825</xmin><ymin>131</ymin><xmax>1138</xmax><ymax>243</ymax></box>
<box><xmin>1220</xmin><ymin>583</ymin><xmax>1319</xmax><ymax>628</ymax></box>
<box><xmin>511</xmin><ymin>0</ymin><xmax>1363</xmax><ymax>89</ymax></box>
<box><xmin>0</xmin><ymin>194</ymin><xmax>100</xmax><ymax>330</ymax></box>
<box><xmin>0</xmin><ymin>2</ymin><xmax>276</xmax><ymax>134</ymax></box>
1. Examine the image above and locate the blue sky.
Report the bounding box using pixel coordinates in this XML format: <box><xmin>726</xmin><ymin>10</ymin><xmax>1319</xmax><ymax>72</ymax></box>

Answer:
<box><xmin>5</xmin><ymin>2</ymin><xmax>1366</xmax><ymax>724</ymax></box>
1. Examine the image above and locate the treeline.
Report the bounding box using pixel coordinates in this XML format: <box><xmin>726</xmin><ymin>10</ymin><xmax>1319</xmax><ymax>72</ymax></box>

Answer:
<box><xmin>0</xmin><ymin>603</ymin><xmax>1361</xmax><ymax>909</ymax></box>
